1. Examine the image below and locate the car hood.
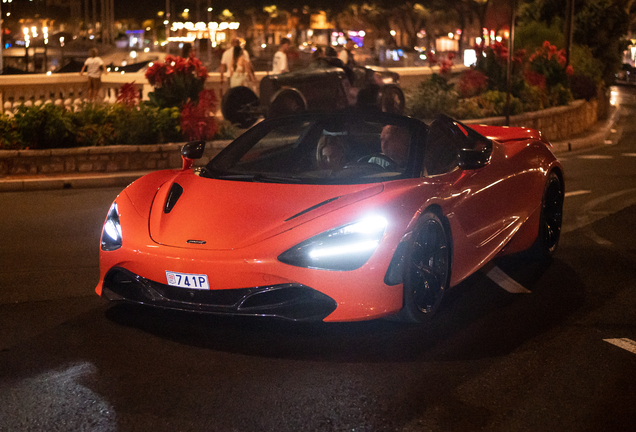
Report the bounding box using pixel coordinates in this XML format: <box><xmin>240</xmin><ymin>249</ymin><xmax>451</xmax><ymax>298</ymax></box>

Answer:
<box><xmin>148</xmin><ymin>172</ymin><xmax>384</xmax><ymax>250</ymax></box>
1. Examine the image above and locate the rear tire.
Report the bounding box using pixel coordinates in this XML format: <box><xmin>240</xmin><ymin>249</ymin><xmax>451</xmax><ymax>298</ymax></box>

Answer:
<box><xmin>267</xmin><ymin>89</ymin><xmax>306</xmax><ymax>118</ymax></box>
<box><xmin>400</xmin><ymin>212</ymin><xmax>451</xmax><ymax>323</ymax></box>
<box><xmin>221</xmin><ymin>86</ymin><xmax>260</xmax><ymax>128</ymax></box>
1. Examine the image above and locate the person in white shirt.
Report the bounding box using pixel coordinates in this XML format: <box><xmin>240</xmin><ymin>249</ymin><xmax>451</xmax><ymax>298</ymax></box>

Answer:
<box><xmin>271</xmin><ymin>38</ymin><xmax>290</xmax><ymax>75</ymax></box>
<box><xmin>338</xmin><ymin>38</ymin><xmax>356</xmax><ymax>67</ymax></box>
<box><xmin>220</xmin><ymin>38</ymin><xmax>250</xmax><ymax>84</ymax></box>
<box><xmin>79</xmin><ymin>48</ymin><xmax>106</xmax><ymax>102</ymax></box>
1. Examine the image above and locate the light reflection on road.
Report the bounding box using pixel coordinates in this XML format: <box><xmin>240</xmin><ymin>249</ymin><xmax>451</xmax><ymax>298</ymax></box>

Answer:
<box><xmin>0</xmin><ymin>362</ymin><xmax>115</xmax><ymax>431</ymax></box>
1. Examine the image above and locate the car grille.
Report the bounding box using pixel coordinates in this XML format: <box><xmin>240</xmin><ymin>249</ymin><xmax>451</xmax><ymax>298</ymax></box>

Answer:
<box><xmin>101</xmin><ymin>267</ymin><xmax>337</xmax><ymax>321</ymax></box>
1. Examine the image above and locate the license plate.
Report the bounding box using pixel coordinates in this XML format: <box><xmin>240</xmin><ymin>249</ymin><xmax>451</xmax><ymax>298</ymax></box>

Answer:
<box><xmin>165</xmin><ymin>271</ymin><xmax>209</xmax><ymax>290</ymax></box>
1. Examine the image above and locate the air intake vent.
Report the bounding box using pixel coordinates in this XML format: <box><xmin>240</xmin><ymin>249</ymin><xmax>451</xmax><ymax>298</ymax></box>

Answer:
<box><xmin>164</xmin><ymin>183</ymin><xmax>184</xmax><ymax>213</ymax></box>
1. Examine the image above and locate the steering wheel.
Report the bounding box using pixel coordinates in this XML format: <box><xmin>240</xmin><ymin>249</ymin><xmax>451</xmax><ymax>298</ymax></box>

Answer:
<box><xmin>357</xmin><ymin>153</ymin><xmax>397</xmax><ymax>170</ymax></box>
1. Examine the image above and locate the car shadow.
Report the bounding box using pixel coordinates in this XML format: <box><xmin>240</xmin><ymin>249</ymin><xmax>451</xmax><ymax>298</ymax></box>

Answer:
<box><xmin>104</xmin><ymin>255</ymin><xmax>585</xmax><ymax>364</ymax></box>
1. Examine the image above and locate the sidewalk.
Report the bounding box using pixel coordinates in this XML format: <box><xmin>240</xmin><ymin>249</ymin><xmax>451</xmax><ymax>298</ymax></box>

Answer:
<box><xmin>0</xmin><ymin>109</ymin><xmax>621</xmax><ymax>193</ymax></box>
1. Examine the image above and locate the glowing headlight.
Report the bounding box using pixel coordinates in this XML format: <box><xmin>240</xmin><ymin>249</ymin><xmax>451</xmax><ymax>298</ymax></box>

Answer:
<box><xmin>101</xmin><ymin>201</ymin><xmax>122</xmax><ymax>251</ymax></box>
<box><xmin>278</xmin><ymin>216</ymin><xmax>387</xmax><ymax>271</ymax></box>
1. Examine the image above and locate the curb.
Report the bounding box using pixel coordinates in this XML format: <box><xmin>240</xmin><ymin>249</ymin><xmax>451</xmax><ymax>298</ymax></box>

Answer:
<box><xmin>0</xmin><ymin>171</ymin><xmax>151</xmax><ymax>193</ymax></box>
<box><xmin>551</xmin><ymin>107</ymin><xmax>620</xmax><ymax>155</ymax></box>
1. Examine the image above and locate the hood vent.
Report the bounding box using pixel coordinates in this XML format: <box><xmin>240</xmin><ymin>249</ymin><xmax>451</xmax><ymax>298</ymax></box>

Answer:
<box><xmin>284</xmin><ymin>196</ymin><xmax>340</xmax><ymax>221</ymax></box>
<box><xmin>164</xmin><ymin>183</ymin><xmax>184</xmax><ymax>213</ymax></box>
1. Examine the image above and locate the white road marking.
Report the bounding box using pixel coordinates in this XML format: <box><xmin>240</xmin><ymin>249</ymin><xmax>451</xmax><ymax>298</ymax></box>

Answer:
<box><xmin>604</xmin><ymin>140</ymin><xmax>613</xmax><ymax>145</ymax></box>
<box><xmin>577</xmin><ymin>155</ymin><xmax>613</xmax><ymax>159</ymax></box>
<box><xmin>485</xmin><ymin>266</ymin><xmax>531</xmax><ymax>294</ymax></box>
<box><xmin>604</xmin><ymin>338</ymin><xmax>636</xmax><ymax>355</ymax></box>
<box><xmin>622</xmin><ymin>153</ymin><xmax>636</xmax><ymax>157</ymax></box>
<box><xmin>565</xmin><ymin>190</ymin><xmax>592</xmax><ymax>198</ymax></box>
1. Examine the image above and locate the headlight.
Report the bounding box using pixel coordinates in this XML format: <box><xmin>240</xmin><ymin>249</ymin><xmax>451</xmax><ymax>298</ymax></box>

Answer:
<box><xmin>101</xmin><ymin>201</ymin><xmax>122</xmax><ymax>251</ymax></box>
<box><xmin>278</xmin><ymin>216</ymin><xmax>387</xmax><ymax>271</ymax></box>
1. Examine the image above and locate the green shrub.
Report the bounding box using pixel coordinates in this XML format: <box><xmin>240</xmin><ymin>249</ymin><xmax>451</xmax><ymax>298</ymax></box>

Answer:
<box><xmin>0</xmin><ymin>115</ymin><xmax>21</xmax><ymax>149</ymax></box>
<box><xmin>214</xmin><ymin>120</ymin><xmax>240</xmax><ymax>141</ymax></box>
<box><xmin>13</xmin><ymin>104</ymin><xmax>76</xmax><ymax>149</ymax></box>
<box><xmin>569</xmin><ymin>74</ymin><xmax>597</xmax><ymax>101</ymax></box>
<box><xmin>453</xmin><ymin>98</ymin><xmax>485</xmax><ymax>119</ymax></box>
<box><xmin>519</xmin><ymin>84</ymin><xmax>546</xmax><ymax>112</ymax></box>
<box><xmin>570</xmin><ymin>45</ymin><xmax>603</xmax><ymax>84</ymax></box>
<box><xmin>476</xmin><ymin>90</ymin><xmax>523</xmax><ymax>117</ymax></box>
<box><xmin>548</xmin><ymin>84</ymin><xmax>573</xmax><ymax>107</ymax></box>
<box><xmin>405</xmin><ymin>74</ymin><xmax>459</xmax><ymax>119</ymax></box>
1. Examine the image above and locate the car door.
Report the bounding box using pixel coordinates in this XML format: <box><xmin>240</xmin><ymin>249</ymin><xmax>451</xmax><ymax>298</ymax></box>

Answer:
<box><xmin>424</xmin><ymin>118</ymin><xmax>521</xmax><ymax>282</ymax></box>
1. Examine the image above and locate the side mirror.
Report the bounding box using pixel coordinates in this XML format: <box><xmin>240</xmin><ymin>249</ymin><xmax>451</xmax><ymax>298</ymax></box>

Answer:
<box><xmin>181</xmin><ymin>140</ymin><xmax>205</xmax><ymax>170</ymax></box>
<box><xmin>457</xmin><ymin>147</ymin><xmax>492</xmax><ymax>170</ymax></box>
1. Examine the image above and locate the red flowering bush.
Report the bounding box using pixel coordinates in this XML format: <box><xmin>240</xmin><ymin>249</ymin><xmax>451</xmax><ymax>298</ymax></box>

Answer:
<box><xmin>524</xmin><ymin>41</ymin><xmax>574</xmax><ymax>106</ymax></box>
<box><xmin>474</xmin><ymin>42</ymin><xmax>526</xmax><ymax>94</ymax></box>
<box><xmin>145</xmin><ymin>54</ymin><xmax>209</xmax><ymax>108</ymax></box>
<box><xmin>459</xmin><ymin>68</ymin><xmax>488</xmax><ymax>98</ymax></box>
<box><xmin>116</xmin><ymin>82</ymin><xmax>140</xmax><ymax>107</ymax></box>
<box><xmin>527</xmin><ymin>41</ymin><xmax>573</xmax><ymax>89</ymax></box>
<box><xmin>428</xmin><ymin>51</ymin><xmax>455</xmax><ymax>77</ymax></box>
<box><xmin>180</xmin><ymin>89</ymin><xmax>218</xmax><ymax>141</ymax></box>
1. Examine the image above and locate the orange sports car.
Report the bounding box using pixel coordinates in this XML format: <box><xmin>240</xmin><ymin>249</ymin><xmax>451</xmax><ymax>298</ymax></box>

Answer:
<box><xmin>96</xmin><ymin>112</ymin><xmax>564</xmax><ymax>323</ymax></box>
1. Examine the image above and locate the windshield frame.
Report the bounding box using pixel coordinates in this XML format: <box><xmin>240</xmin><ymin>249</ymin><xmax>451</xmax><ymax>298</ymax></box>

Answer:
<box><xmin>203</xmin><ymin>112</ymin><xmax>427</xmax><ymax>185</ymax></box>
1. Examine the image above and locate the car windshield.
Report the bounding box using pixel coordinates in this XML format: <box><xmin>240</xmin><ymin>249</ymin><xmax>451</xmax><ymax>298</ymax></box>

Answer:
<box><xmin>203</xmin><ymin>114</ymin><xmax>420</xmax><ymax>185</ymax></box>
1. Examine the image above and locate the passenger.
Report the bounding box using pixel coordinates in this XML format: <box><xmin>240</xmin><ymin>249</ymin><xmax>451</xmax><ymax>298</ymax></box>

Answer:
<box><xmin>316</xmin><ymin>136</ymin><xmax>346</xmax><ymax>171</ymax></box>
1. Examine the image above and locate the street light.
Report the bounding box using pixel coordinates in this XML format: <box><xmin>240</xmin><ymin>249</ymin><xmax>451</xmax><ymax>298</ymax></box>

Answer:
<box><xmin>23</xmin><ymin>27</ymin><xmax>30</xmax><ymax>72</ymax></box>
<box><xmin>505</xmin><ymin>0</ymin><xmax>516</xmax><ymax>126</ymax></box>
<box><xmin>43</xmin><ymin>26</ymin><xmax>48</xmax><ymax>72</ymax></box>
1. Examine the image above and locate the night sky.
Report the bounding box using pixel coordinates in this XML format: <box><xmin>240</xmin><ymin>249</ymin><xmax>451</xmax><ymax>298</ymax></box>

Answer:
<box><xmin>115</xmin><ymin>0</ymin><xmax>338</xmax><ymax>21</ymax></box>
<box><xmin>4</xmin><ymin>0</ymin><xmax>339</xmax><ymax>23</ymax></box>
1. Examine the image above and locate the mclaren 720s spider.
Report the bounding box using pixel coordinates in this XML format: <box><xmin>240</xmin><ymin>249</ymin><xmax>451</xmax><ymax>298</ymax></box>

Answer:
<box><xmin>96</xmin><ymin>111</ymin><xmax>563</xmax><ymax>323</ymax></box>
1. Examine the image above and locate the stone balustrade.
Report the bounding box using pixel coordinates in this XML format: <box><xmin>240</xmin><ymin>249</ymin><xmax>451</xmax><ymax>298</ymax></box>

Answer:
<box><xmin>0</xmin><ymin>65</ymin><xmax>447</xmax><ymax>115</ymax></box>
<box><xmin>0</xmin><ymin>71</ymin><xmax>272</xmax><ymax>114</ymax></box>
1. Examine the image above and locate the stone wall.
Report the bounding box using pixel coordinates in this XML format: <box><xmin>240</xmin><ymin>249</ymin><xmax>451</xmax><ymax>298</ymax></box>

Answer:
<box><xmin>0</xmin><ymin>141</ymin><xmax>231</xmax><ymax>177</ymax></box>
<box><xmin>463</xmin><ymin>99</ymin><xmax>598</xmax><ymax>142</ymax></box>
<box><xmin>0</xmin><ymin>97</ymin><xmax>600</xmax><ymax>177</ymax></box>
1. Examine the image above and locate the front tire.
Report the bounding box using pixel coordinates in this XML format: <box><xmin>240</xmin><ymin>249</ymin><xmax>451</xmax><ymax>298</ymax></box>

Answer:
<box><xmin>524</xmin><ymin>171</ymin><xmax>564</xmax><ymax>260</ymax></box>
<box><xmin>400</xmin><ymin>212</ymin><xmax>451</xmax><ymax>323</ymax></box>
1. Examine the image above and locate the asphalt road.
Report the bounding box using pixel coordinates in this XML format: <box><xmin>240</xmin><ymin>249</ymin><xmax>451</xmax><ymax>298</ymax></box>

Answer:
<box><xmin>1</xmin><ymin>88</ymin><xmax>635</xmax><ymax>431</ymax></box>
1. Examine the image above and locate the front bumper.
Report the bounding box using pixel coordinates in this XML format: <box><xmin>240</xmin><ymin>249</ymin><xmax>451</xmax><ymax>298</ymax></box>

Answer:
<box><xmin>102</xmin><ymin>267</ymin><xmax>338</xmax><ymax>321</ymax></box>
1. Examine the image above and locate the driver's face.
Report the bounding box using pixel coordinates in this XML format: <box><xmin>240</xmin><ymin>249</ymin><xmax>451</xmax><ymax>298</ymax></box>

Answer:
<box><xmin>381</xmin><ymin>126</ymin><xmax>409</xmax><ymax>165</ymax></box>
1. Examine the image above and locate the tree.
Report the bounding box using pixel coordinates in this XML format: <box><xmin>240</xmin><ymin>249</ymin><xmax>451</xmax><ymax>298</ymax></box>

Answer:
<box><xmin>518</xmin><ymin>0</ymin><xmax>629</xmax><ymax>84</ymax></box>
<box><xmin>388</xmin><ymin>3</ymin><xmax>431</xmax><ymax>49</ymax></box>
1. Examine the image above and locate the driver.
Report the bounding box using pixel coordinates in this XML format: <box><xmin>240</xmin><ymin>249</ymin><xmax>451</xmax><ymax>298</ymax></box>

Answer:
<box><xmin>369</xmin><ymin>125</ymin><xmax>410</xmax><ymax>168</ymax></box>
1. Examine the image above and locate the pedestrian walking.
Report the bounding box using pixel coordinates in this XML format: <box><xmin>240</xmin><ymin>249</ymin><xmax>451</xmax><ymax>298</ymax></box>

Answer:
<box><xmin>271</xmin><ymin>38</ymin><xmax>290</xmax><ymax>74</ymax></box>
<box><xmin>220</xmin><ymin>38</ymin><xmax>249</xmax><ymax>84</ymax></box>
<box><xmin>338</xmin><ymin>38</ymin><xmax>357</xmax><ymax>67</ymax></box>
<box><xmin>230</xmin><ymin>45</ymin><xmax>256</xmax><ymax>89</ymax></box>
